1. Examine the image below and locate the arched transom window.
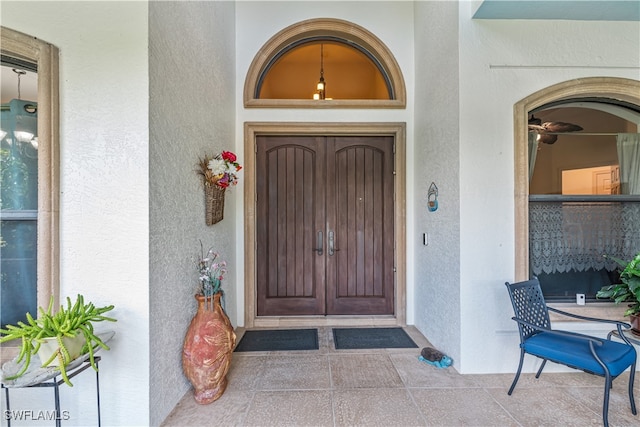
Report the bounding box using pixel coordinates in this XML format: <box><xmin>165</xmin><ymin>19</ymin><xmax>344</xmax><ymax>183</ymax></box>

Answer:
<box><xmin>244</xmin><ymin>18</ymin><xmax>406</xmax><ymax>109</ymax></box>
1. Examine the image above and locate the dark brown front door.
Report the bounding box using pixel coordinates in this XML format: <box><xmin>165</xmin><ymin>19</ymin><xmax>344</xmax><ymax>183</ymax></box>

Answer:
<box><xmin>256</xmin><ymin>135</ymin><xmax>395</xmax><ymax>316</ymax></box>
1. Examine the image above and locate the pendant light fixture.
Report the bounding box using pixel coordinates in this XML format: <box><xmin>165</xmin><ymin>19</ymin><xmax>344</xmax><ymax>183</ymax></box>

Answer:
<box><xmin>1</xmin><ymin>68</ymin><xmax>38</xmax><ymax>154</ymax></box>
<box><xmin>12</xmin><ymin>69</ymin><xmax>35</xmax><ymax>144</ymax></box>
<box><xmin>313</xmin><ymin>44</ymin><xmax>326</xmax><ymax>100</ymax></box>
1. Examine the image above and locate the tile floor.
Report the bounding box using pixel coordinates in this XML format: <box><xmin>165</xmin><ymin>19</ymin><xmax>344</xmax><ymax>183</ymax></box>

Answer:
<box><xmin>162</xmin><ymin>326</ymin><xmax>639</xmax><ymax>426</ymax></box>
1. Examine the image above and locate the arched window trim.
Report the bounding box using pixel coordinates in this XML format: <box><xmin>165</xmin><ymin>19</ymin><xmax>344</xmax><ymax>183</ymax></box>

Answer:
<box><xmin>244</xmin><ymin>18</ymin><xmax>406</xmax><ymax>109</ymax></box>
<box><xmin>514</xmin><ymin>77</ymin><xmax>640</xmax><ymax>283</ymax></box>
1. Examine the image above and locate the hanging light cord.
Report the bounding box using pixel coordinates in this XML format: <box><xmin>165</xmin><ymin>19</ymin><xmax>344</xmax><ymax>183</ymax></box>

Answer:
<box><xmin>318</xmin><ymin>44</ymin><xmax>326</xmax><ymax>99</ymax></box>
<box><xmin>320</xmin><ymin>44</ymin><xmax>324</xmax><ymax>78</ymax></box>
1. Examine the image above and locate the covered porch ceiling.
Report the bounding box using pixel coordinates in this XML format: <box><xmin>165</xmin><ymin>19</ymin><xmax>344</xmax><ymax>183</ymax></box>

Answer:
<box><xmin>473</xmin><ymin>0</ymin><xmax>640</xmax><ymax>21</ymax></box>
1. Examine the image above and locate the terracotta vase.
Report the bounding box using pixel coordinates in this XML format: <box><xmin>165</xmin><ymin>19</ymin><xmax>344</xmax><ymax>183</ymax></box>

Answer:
<box><xmin>182</xmin><ymin>293</ymin><xmax>236</xmax><ymax>404</ymax></box>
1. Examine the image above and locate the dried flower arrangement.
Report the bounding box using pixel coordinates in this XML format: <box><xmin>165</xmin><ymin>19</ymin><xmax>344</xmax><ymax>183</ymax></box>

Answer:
<box><xmin>197</xmin><ymin>151</ymin><xmax>242</xmax><ymax>189</ymax></box>
<box><xmin>197</xmin><ymin>243</ymin><xmax>227</xmax><ymax>297</ymax></box>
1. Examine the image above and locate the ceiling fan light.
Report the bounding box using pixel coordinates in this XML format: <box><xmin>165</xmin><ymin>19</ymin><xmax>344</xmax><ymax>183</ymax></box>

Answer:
<box><xmin>538</xmin><ymin>133</ymin><xmax>558</xmax><ymax>144</ymax></box>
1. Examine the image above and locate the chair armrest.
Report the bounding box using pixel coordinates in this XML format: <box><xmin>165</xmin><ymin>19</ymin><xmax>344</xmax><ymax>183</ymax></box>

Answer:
<box><xmin>547</xmin><ymin>306</ymin><xmax>632</xmax><ymax>328</ymax></box>
<box><xmin>511</xmin><ymin>316</ymin><xmax>604</xmax><ymax>346</ymax></box>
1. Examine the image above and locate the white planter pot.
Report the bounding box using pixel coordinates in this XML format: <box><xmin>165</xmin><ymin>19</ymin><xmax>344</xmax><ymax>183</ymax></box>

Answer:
<box><xmin>37</xmin><ymin>333</ymin><xmax>86</xmax><ymax>367</ymax></box>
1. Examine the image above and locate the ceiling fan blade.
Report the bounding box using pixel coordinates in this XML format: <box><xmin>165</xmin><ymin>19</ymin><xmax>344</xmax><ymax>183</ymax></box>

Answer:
<box><xmin>542</xmin><ymin>121</ymin><xmax>583</xmax><ymax>133</ymax></box>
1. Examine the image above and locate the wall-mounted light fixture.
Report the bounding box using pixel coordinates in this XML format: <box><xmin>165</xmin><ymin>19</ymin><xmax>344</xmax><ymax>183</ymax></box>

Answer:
<box><xmin>428</xmin><ymin>182</ymin><xmax>438</xmax><ymax>212</ymax></box>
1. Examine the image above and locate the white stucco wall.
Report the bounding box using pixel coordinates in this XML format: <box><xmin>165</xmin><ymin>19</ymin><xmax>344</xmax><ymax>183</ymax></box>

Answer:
<box><xmin>149</xmin><ymin>1</ymin><xmax>236</xmax><ymax>425</ymax></box>
<box><xmin>458</xmin><ymin>2</ymin><xmax>640</xmax><ymax>373</ymax></box>
<box><xmin>1</xmin><ymin>1</ymin><xmax>149</xmax><ymax>426</ymax></box>
<box><xmin>413</xmin><ymin>0</ymin><xmax>462</xmax><ymax>370</ymax></box>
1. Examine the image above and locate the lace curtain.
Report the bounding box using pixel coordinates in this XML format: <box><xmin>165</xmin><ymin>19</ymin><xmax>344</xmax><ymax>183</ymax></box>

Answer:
<box><xmin>529</xmin><ymin>200</ymin><xmax>640</xmax><ymax>275</ymax></box>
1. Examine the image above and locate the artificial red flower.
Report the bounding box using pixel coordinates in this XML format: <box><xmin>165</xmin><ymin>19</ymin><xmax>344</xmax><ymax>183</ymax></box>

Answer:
<box><xmin>221</xmin><ymin>151</ymin><xmax>237</xmax><ymax>162</ymax></box>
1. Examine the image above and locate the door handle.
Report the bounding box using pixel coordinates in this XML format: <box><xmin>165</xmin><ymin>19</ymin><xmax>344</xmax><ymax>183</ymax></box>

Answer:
<box><xmin>328</xmin><ymin>231</ymin><xmax>339</xmax><ymax>256</ymax></box>
<box><xmin>313</xmin><ymin>231</ymin><xmax>323</xmax><ymax>255</ymax></box>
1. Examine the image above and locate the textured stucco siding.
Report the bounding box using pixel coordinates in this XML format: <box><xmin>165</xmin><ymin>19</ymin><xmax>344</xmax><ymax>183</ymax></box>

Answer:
<box><xmin>149</xmin><ymin>1</ymin><xmax>236</xmax><ymax>425</ymax></box>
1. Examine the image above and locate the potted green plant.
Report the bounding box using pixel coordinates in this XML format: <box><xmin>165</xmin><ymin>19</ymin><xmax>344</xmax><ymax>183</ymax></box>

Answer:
<box><xmin>0</xmin><ymin>294</ymin><xmax>116</xmax><ymax>386</ymax></box>
<box><xmin>596</xmin><ymin>252</ymin><xmax>640</xmax><ymax>332</ymax></box>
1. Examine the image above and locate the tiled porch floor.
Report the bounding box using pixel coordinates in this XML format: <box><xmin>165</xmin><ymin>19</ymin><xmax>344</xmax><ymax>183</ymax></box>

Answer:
<box><xmin>161</xmin><ymin>326</ymin><xmax>639</xmax><ymax>426</ymax></box>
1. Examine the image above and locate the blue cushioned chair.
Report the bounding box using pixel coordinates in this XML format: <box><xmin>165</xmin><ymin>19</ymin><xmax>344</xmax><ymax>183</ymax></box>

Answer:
<box><xmin>505</xmin><ymin>278</ymin><xmax>637</xmax><ymax>427</ymax></box>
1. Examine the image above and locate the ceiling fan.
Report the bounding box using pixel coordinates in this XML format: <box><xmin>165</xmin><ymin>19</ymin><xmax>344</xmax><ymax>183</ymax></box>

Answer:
<box><xmin>528</xmin><ymin>115</ymin><xmax>583</xmax><ymax>144</ymax></box>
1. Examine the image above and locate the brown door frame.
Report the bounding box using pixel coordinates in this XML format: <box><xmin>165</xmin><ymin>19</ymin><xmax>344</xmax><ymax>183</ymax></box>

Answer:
<box><xmin>244</xmin><ymin>122</ymin><xmax>406</xmax><ymax>328</ymax></box>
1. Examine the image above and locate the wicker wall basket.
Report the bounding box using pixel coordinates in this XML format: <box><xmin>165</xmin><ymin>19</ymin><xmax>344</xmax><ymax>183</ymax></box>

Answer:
<box><xmin>205</xmin><ymin>185</ymin><xmax>226</xmax><ymax>225</ymax></box>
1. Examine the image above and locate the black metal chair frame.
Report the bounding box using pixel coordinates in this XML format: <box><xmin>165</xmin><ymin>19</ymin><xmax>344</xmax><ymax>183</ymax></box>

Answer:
<box><xmin>505</xmin><ymin>278</ymin><xmax>637</xmax><ymax>427</ymax></box>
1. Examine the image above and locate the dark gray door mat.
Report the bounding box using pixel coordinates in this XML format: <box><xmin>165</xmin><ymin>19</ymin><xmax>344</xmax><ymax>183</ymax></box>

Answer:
<box><xmin>332</xmin><ymin>327</ymin><xmax>418</xmax><ymax>350</ymax></box>
<box><xmin>234</xmin><ymin>328</ymin><xmax>319</xmax><ymax>352</ymax></box>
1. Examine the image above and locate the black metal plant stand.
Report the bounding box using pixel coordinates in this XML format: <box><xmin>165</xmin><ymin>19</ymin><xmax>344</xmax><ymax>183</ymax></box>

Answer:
<box><xmin>2</xmin><ymin>356</ymin><xmax>101</xmax><ymax>427</ymax></box>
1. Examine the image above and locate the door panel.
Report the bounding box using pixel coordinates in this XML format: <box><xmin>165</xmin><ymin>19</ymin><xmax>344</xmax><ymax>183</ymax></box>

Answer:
<box><xmin>257</xmin><ymin>136</ymin><xmax>326</xmax><ymax>315</ymax></box>
<box><xmin>326</xmin><ymin>136</ymin><xmax>395</xmax><ymax>314</ymax></box>
<box><xmin>256</xmin><ymin>135</ymin><xmax>394</xmax><ymax>316</ymax></box>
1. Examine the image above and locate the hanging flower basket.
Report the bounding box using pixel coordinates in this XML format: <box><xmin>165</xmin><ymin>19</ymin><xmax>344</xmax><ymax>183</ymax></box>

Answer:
<box><xmin>205</xmin><ymin>184</ymin><xmax>225</xmax><ymax>225</ymax></box>
<box><xmin>197</xmin><ymin>151</ymin><xmax>242</xmax><ymax>226</ymax></box>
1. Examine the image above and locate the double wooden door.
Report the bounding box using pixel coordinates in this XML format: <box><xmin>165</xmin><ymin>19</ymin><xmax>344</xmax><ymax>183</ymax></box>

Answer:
<box><xmin>256</xmin><ymin>135</ymin><xmax>395</xmax><ymax>316</ymax></box>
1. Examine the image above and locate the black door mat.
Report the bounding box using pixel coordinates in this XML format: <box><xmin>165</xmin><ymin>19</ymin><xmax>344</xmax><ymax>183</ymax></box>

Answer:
<box><xmin>332</xmin><ymin>327</ymin><xmax>418</xmax><ymax>350</ymax></box>
<box><xmin>234</xmin><ymin>328</ymin><xmax>319</xmax><ymax>352</ymax></box>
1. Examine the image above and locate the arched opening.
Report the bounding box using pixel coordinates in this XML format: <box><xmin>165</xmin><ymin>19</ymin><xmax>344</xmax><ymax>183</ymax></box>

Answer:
<box><xmin>514</xmin><ymin>78</ymin><xmax>640</xmax><ymax>297</ymax></box>
<box><xmin>242</xmin><ymin>19</ymin><xmax>408</xmax><ymax>327</ymax></box>
<box><xmin>243</xmin><ymin>18</ymin><xmax>406</xmax><ymax>108</ymax></box>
